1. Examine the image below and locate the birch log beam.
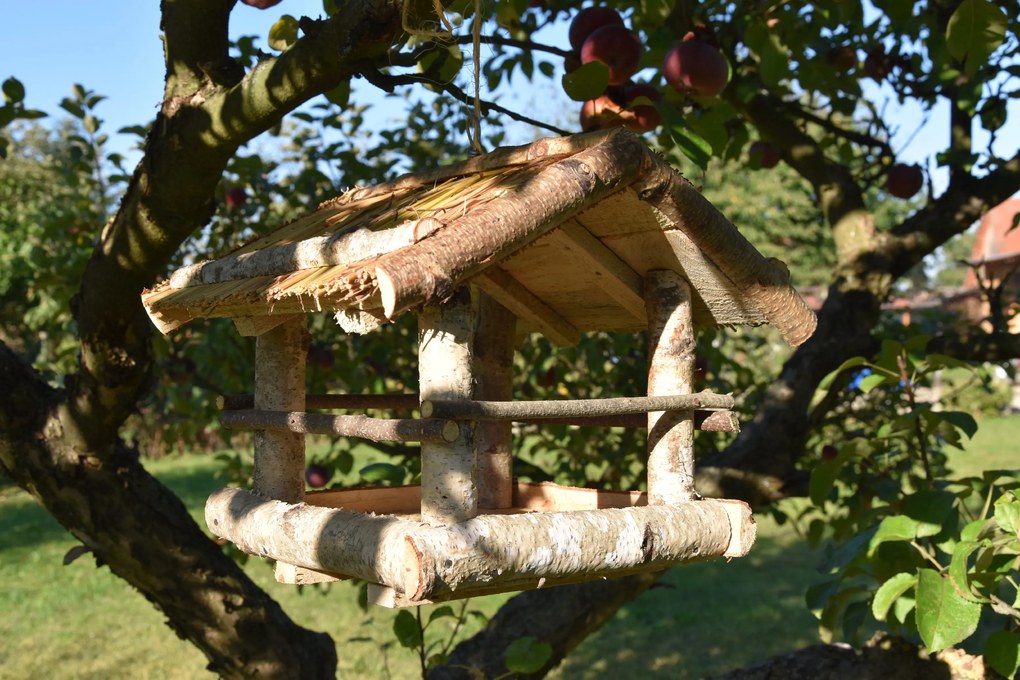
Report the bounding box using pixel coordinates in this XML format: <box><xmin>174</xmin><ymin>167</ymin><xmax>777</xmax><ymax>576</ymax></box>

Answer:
<box><xmin>645</xmin><ymin>270</ymin><xmax>697</xmax><ymax>504</ymax></box>
<box><xmin>418</xmin><ymin>288</ymin><xmax>478</xmax><ymax>525</ymax></box>
<box><xmin>204</xmin><ymin>487</ymin><xmax>757</xmax><ymax>605</ymax></box>
<box><xmin>251</xmin><ymin>316</ymin><xmax>308</xmax><ymax>503</ymax></box>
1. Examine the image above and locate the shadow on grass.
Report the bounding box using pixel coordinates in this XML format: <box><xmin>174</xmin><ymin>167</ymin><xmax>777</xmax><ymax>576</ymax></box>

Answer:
<box><xmin>0</xmin><ymin>454</ymin><xmax>225</xmax><ymax>554</ymax></box>
<box><xmin>551</xmin><ymin>523</ymin><xmax>824</xmax><ymax>679</ymax></box>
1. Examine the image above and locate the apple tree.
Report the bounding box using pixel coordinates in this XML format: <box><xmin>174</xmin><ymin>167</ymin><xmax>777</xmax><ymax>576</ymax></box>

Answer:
<box><xmin>2</xmin><ymin>0</ymin><xmax>1020</xmax><ymax>678</ymax></box>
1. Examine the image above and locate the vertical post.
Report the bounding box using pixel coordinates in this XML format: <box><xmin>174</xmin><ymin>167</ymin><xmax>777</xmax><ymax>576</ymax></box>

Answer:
<box><xmin>419</xmin><ymin>288</ymin><xmax>478</xmax><ymax>525</ymax></box>
<box><xmin>252</xmin><ymin>315</ymin><xmax>308</xmax><ymax>503</ymax></box>
<box><xmin>474</xmin><ymin>293</ymin><xmax>515</xmax><ymax>509</ymax></box>
<box><xmin>645</xmin><ymin>270</ymin><xmax>697</xmax><ymax>504</ymax></box>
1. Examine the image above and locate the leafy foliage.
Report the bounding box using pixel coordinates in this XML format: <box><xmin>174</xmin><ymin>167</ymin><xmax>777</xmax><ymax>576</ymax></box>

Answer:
<box><xmin>787</xmin><ymin>336</ymin><xmax>1020</xmax><ymax>671</ymax></box>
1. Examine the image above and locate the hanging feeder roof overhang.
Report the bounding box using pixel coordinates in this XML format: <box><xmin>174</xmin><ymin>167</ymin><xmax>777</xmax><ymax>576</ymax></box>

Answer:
<box><xmin>142</xmin><ymin>129</ymin><xmax>816</xmax><ymax>345</ymax></box>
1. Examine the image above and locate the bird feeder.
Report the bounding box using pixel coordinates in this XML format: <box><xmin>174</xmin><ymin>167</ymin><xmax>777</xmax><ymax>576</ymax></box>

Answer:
<box><xmin>141</xmin><ymin>129</ymin><xmax>816</xmax><ymax>607</ymax></box>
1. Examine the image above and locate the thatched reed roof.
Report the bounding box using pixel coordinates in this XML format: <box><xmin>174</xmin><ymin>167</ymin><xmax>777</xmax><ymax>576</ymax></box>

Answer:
<box><xmin>142</xmin><ymin>129</ymin><xmax>816</xmax><ymax>346</ymax></box>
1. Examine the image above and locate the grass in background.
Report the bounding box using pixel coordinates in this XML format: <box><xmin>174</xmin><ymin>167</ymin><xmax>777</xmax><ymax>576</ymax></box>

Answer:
<box><xmin>2</xmin><ymin>415</ymin><xmax>1017</xmax><ymax>679</ymax></box>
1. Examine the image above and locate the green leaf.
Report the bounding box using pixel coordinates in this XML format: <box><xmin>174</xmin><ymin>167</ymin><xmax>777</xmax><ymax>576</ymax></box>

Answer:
<box><xmin>392</xmin><ymin>610</ymin><xmax>422</xmax><ymax>649</ymax></box>
<box><xmin>538</xmin><ymin>61</ymin><xmax>555</xmax><ymax>78</ymax></box>
<box><xmin>2</xmin><ymin>77</ymin><xmax>25</xmax><ymax>104</ymax></box>
<box><xmin>561</xmin><ymin>62</ymin><xmax>609</xmax><ymax>102</ymax></box>
<box><xmin>946</xmin><ymin>0</ymin><xmax>1008</xmax><ymax>75</ymax></box>
<box><xmin>858</xmin><ymin>373</ymin><xmax>889</xmax><ymax>393</ymax></box>
<box><xmin>809</xmin><ymin>458</ymin><xmax>843</xmax><ymax>506</ymax></box>
<box><xmin>504</xmin><ymin>636</ymin><xmax>552</xmax><ymax>674</ymax></box>
<box><xmin>324</xmin><ymin>81</ymin><xmax>351</xmax><ymax>108</ymax></box>
<box><xmin>868</xmin><ymin>515</ymin><xmax>919</xmax><ymax>556</ymax></box>
<box><xmin>744</xmin><ymin>23</ymin><xmax>791</xmax><ymax>89</ymax></box>
<box><xmin>268</xmin><ymin>15</ymin><xmax>300</xmax><ymax>51</ymax></box>
<box><xmin>818</xmin><ymin>356</ymin><xmax>868</xmax><ymax>389</ymax></box>
<box><xmin>948</xmin><ymin>540</ymin><xmax>989</xmax><ymax>604</ymax></box>
<box><xmin>428</xmin><ymin>605</ymin><xmax>455</xmax><ymax>624</ymax></box>
<box><xmin>994</xmin><ymin>494</ymin><xmax>1020</xmax><ymax>536</ymax></box>
<box><xmin>936</xmin><ymin>411</ymin><xmax>978</xmax><ymax>439</ymax></box>
<box><xmin>915</xmin><ymin>568</ymin><xmax>982</xmax><ymax>653</ymax></box>
<box><xmin>658</xmin><ymin>102</ymin><xmax>712</xmax><ymax>170</ymax></box>
<box><xmin>985</xmin><ymin>630</ymin><xmax>1020</xmax><ymax>679</ymax></box>
<box><xmin>903</xmin><ymin>489</ymin><xmax>957</xmax><ymax>538</ymax></box>
<box><xmin>83</xmin><ymin>115</ymin><xmax>100</xmax><ymax>135</ymax></box>
<box><xmin>359</xmin><ymin>462</ymin><xmax>405</xmax><ymax>484</ymax></box>
<box><xmin>872</xmin><ymin>572</ymin><xmax>917</xmax><ymax>621</ymax></box>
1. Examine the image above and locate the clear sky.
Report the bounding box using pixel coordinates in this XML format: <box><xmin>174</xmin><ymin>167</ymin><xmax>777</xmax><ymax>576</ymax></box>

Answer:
<box><xmin>1</xmin><ymin>2</ymin><xmax>1017</xmax><ymax>197</ymax></box>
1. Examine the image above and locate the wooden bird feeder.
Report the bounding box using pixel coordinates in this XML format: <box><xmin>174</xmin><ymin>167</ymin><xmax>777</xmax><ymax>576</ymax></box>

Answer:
<box><xmin>141</xmin><ymin>129</ymin><xmax>816</xmax><ymax>607</ymax></box>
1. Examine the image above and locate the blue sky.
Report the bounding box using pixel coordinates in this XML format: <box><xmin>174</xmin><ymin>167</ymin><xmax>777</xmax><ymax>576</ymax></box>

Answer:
<box><xmin>1</xmin><ymin>2</ymin><xmax>1017</xmax><ymax>197</ymax></box>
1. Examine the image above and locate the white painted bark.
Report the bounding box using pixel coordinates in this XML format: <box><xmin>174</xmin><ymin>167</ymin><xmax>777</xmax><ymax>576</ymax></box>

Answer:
<box><xmin>418</xmin><ymin>288</ymin><xmax>478</xmax><ymax>525</ymax></box>
<box><xmin>204</xmin><ymin>487</ymin><xmax>756</xmax><ymax>605</ymax></box>
<box><xmin>251</xmin><ymin>317</ymin><xmax>307</xmax><ymax>503</ymax></box>
<box><xmin>645</xmin><ymin>271</ymin><xmax>697</xmax><ymax>504</ymax></box>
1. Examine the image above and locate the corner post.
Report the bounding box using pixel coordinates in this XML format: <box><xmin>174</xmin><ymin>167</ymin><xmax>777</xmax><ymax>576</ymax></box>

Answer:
<box><xmin>251</xmin><ymin>315</ymin><xmax>308</xmax><ymax>503</ymax></box>
<box><xmin>473</xmin><ymin>292</ymin><xmax>515</xmax><ymax>510</ymax></box>
<box><xmin>645</xmin><ymin>270</ymin><xmax>697</xmax><ymax>504</ymax></box>
<box><xmin>419</xmin><ymin>288</ymin><xmax>478</xmax><ymax>524</ymax></box>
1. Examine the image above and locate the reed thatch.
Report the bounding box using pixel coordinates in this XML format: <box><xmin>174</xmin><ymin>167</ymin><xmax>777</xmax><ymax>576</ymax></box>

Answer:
<box><xmin>142</xmin><ymin>129</ymin><xmax>816</xmax><ymax>346</ymax></box>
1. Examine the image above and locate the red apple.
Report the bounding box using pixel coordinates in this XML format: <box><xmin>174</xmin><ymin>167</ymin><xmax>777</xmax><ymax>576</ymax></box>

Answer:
<box><xmin>827</xmin><ymin>45</ymin><xmax>857</xmax><ymax>73</ymax></box>
<box><xmin>886</xmin><ymin>163</ymin><xmax>923</xmax><ymax>199</ymax></box>
<box><xmin>241</xmin><ymin>0</ymin><xmax>283</xmax><ymax>8</ymax></box>
<box><xmin>580</xmin><ymin>25</ymin><xmax>643</xmax><ymax>86</ymax></box>
<box><xmin>821</xmin><ymin>444</ymin><xmax>838</xmax><ymax>460</ymax></box>
<box><xmin>580</xmin><ymin>94</ymin><xmax>625</xmax><ymax>131</ymax></box>
<box><xmin>568</xmin><ymin>6</ymin><xmax>624</xmax><ymax>51</ymax></box>
<box><xmin>748</xmin><ymin>141</ymin><xmax>781</xmax><ymax>169</ymax></box>
<box><xmin>663</xmin><ymin>40</ymin><xmax>729</xmax><ymax>97</ymax></box>
<box><xmin>225</xmin><ymin>187</ymin><xmax>247</xmax><ymax>210</ymax></box>
<box><xmin>622</xmin><ymin>84</ymin><xmax>662</xmax><ymax>133</ymax></box>
<box><xmin>864</xmin><ymin>46</ymin><xmax>891</xmax><ymax>82</ymax></box>
<box><xmin>305</xmin><ymin>464</ymin><xmax>333</xmax><ymax>488</ymax></box>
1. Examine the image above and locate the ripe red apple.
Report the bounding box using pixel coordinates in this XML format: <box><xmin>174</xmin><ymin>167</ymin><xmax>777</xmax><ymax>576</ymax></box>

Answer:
<box><xmin>864</xmin><ymin>46</ymin><xmax>891</xmax><ymax>82</ymax></box>
<box><xmin>821</xmin><ymin>444</ymin><xmax>838</xmax><ymax>460</ymax></box>
<box><xmin>225</xmin><ymin>187</ymin><xmax>247</xmax><ymax>210</ymax></box>
<box><xmin>580</xmin><ymin>94</ymin><xmax>625</xmax><ymax>131</ymax></box>
<box><xmin>622</xmin><ymin>84</ymin><xmax>662</xmax><ymax>133</ymax></box>
<box><xmin>241</xmin><ymin>0</ymin><xmax>283</xmax><ymax>8</ymax></box>
<box><xmin>580</xmin><ymin>25</ymin><xmax>643</xmax><ymax>86</ymax></box>
<box><xmin>663</xmin><ymin>40</ymin><xmax>729</xmax><ymax>97</ymax></box>
<box><xmin>305</xmin><ymin>464</ymin><xmax>333</xmax><ymax>489</ymax></box>
<box><xmin>886</xmin><ymin>163</ymin><xmax>923</xmax><ymax>199</ymax></box>
<box><xmin>827</xmin><ymin>45</ymin><xmax>857</xmax><ymax>73</ymax></box>
<box><xmin>568</xmin><ymin>6</ymin><xmax>624</xmax><ymax>51</ymax></box>
<box><xmin>748</xmin><ymin>141</ymin><xmax>781</xmax><ymax>169</ymax></box>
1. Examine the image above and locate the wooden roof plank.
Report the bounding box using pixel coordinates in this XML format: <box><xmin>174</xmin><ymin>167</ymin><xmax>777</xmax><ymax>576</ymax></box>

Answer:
<box><xmin>547</xmin><ymin>221</ymin><xmax>646</xmax><ymax>324</ymax></box>
<box><xmin>474</xmin><ymin>268</ymin><xmax>581</xmax><ymax>347</ymax></box>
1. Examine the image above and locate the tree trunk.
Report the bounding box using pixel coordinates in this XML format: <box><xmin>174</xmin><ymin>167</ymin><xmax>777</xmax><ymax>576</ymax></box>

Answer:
<box><xmin>0</xmin><ymin>343</ymin><xmax>336</xmax><ymax>679</ymax></box>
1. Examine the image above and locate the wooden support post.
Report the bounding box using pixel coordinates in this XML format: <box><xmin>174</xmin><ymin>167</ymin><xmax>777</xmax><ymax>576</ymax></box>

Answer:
<box><xmin>645</xmin><ymin>270</ymin><xmax>697</xmax><ymax>504</ymax></box>
<box><xmin>418</xmin><ymin>288</ymin><xmax>478</xmax><ymax>525</ymax></box>
<box><xmin>252</xmin><ymin>316</ymin><xmax>308</xmax><ymax>504</ymax></box>
<box><xmin>473</xmin><ymin>292</ymin><xmax>515</xmax><ymax>510</ymax></box>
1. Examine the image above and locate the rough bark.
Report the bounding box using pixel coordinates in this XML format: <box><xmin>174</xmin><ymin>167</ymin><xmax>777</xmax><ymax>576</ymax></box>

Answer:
<box><xmin>206</xmin><ymin>487</ymin><xmax>754</xmax><ymax>603</ymax></box>
<box><xmin>1</xmin><ymin>1</ymin><xmax>405</xmax><ymax>677</ymax></box>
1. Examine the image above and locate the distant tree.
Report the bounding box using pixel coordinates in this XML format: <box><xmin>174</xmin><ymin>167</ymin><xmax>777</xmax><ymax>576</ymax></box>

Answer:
<box><xmin>1</xmin><ymin>1</ymin><xmax>1019</xmax><ymax>677</ymax></box>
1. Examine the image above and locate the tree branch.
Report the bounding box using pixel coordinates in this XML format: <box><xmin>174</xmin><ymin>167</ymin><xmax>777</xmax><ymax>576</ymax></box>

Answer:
<box><xmin>360</xmin><ymin>68</ymin><xmax>570</xmax><ymax>136</ymax></box>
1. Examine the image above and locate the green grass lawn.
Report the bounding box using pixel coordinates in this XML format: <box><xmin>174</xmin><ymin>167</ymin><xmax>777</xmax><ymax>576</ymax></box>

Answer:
<box><xmin>2</xmin><ymin>415</ymin><xmax>1017</xmax><ymax>679</ymax></box>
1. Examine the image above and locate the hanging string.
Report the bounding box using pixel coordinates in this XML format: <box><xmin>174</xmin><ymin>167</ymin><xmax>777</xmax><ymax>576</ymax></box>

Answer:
<box><xmin>470</xmin><ymin>0</ymin><xmax>484</xmax><ymax>155</ymax></box>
